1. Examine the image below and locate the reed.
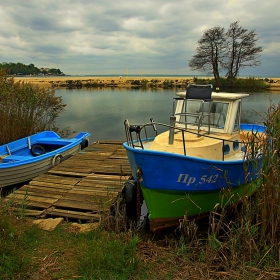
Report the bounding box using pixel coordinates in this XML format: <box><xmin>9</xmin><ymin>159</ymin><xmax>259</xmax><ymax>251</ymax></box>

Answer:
<box><xmin>178</xmin><ymin>102</ymin><xmax>280</xmax><ymax>276</ymax></box>
<box><xmin>255</xmin><ymin>103</ymin><xmax>280</xmax><ymax>247</ymax></box>
<box><xmin>0</xmin><ymin>70</ymin><xmax>66</xmax><ymax>145</ymax></box>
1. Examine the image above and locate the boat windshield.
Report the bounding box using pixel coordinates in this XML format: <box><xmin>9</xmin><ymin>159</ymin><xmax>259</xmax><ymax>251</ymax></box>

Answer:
<box><xmin>182</xmin><ymin>101</ymin><xmax>229</xmax><ymax>131</ymax></box>
<box><xmin>210</xmin><ymin>102</ymin><xmax>228</xmax><ymax>129</ymax></box>
<box><xmin>176</xmin><ymin>100</ymin><xmax>229</xmax><ymax>132</ymax></box>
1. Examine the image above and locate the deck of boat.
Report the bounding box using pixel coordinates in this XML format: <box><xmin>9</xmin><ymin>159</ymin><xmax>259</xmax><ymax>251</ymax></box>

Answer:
<box><xmin>4</xmin><ymin>140</ymin><xmax>131</xmax><ymax>223</ymax></box>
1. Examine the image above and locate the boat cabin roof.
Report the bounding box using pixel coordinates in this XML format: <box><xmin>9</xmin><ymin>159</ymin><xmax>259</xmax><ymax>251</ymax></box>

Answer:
<box><xmin>176</xmin><ymin>91</ymin><xmax>249</xmax><ymax>100</ymax></box>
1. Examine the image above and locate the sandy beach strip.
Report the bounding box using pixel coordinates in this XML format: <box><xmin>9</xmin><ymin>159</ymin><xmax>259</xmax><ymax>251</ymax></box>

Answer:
<box><xmin>12</xmin><ymin>76</ymin><xmax>206</xmax><ymax>88</ymax></box>
<box><xmin>13</xmin><ymin>75</ymin><xmax>280</xmax><ymax>89</ymax></box>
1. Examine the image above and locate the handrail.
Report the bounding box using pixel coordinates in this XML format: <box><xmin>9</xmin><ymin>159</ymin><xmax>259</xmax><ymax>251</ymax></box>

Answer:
<box><xmin>124</xmin><ymin>119</ymin><xmax>264</xmax><ymax>161</ymax></box>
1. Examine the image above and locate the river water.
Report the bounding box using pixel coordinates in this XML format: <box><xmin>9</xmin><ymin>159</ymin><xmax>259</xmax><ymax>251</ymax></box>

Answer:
<box><xmin>55</xmin><ymin>88</ymin><xmax>280</xmax><ymax>143</ymax></box>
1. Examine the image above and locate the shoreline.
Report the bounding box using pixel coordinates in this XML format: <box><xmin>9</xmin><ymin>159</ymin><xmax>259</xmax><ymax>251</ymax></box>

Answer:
<box><xmin>13</xmin><ymin>76</ymin><xmax>197</xmax><ymax>89</ymax></box>
<box><xmin>13</xmin><ymin>76</ymin><xmax>280</xmax><ymax>90</ymax></box>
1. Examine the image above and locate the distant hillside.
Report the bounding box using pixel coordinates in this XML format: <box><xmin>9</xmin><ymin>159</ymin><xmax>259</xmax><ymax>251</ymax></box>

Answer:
<box><xmin>0</xmin><ymin>62</ymin><xmax>65</xmax><ymax>76</ymax></box>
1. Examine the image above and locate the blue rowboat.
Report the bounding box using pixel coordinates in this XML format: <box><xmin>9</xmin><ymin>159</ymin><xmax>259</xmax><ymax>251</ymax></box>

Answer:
<box><xmin>123</xmin><ymin>85</ymin><xmax>266</xmax><ymax>232</ymax></box>
<box><xmin>0</xmin><ymin>131</ymin><xmax>90</xmax><ymax>188</ymax></box>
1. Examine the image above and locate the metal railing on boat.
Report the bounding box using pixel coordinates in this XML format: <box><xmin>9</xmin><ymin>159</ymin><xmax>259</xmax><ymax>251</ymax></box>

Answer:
<box><xmin>124</xmin><ymin>118</ymin><xmax>264</xmax><ymax>162</ymax></box>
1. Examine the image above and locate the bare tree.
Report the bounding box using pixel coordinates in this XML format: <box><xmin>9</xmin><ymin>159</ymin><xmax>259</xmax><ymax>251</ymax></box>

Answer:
<box><xmin>189</xmin><ymin>21</ymin><xmax>262</xmax><ymax>87</ymax></box>
<box><xmin>189</xmin><ymin>27</ymin><xmax>226</xmax><ymax>87</ymax></box>
<box><xmin>225</xmin><ymin>21</ymin><xmax>263</xmax><ymax>85</ymax></box>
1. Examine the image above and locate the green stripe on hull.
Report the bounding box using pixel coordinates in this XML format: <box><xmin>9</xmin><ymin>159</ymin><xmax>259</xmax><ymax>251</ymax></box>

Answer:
<box><xmin>141</xmin><ymin>182</ymin><xmax>258</xmax><ymax>232</ymax></box>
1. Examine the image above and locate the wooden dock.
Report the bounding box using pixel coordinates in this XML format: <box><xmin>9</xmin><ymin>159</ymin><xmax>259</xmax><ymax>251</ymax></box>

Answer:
<box><xmin>5</xmin><ymin>140</ymin><xmax>131</xmax><ymax>222</ymax></box>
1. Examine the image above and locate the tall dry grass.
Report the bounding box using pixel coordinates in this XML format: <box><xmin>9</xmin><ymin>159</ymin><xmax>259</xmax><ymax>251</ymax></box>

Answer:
<box><xmin>256</xmin><ymin>103</ymin><xmax>280</xmax><ymax>248</ymax></box>
<box><xmin>0</xmin><ymin>70</ymin><xmax>66</xmax><ymax>145</ymax></box>
<box><xmin>177</xmin><ymin>103</ymin><xmax>280</xmax><ymax>276</ymax></box>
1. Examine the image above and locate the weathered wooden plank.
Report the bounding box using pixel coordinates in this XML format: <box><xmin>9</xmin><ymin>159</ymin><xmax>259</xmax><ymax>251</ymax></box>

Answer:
<box><xmin>51</xmin><ymin>158</ymin><xmax>100</xmax><ymax>164</ymax></box>
<box><xmin>45</xmin><ymin>208</ymin><xmax>101</xmax><ymax>221</ymax></box>
<box><xmin>6</xmin><ymin>198</ymin><xmax>54</xmax><ymax>209</ymax></box>
<box><xmin>7</xmin><ymin>193</ymin><xmax>58</xmax><ymax>204</ymax></box>
<box><xmin>80</xmin><ymin>147</ymin><xmax>118</xmax><ymax>153</ymax></box>
<box><xmin>102</xmin><ymin>159</ymin><xmax>129</xmax><ymax>164</ymax></box>
<box><xmin>67</xmin><ymin>155</ymin><xmax>110</xmax><ymax>160</ymax></box>
<box><xmin>85</xmin><ymin>173</ymin><xmax>128</xmax><ymax>181</ymax></box>
<box><xmin>93</xmin><ymin>167</ymin><xmax>131</xmax><ymax>175</ymax></box>
<box><xmin>109</xmin><ymin>150</ymin><xmax>129</xmax><ymax>159</ymax></box>
<box><xmin>21</xmin><ymin>187</ymin><xmax>70</xmax><ymax>195</ymax></box>
<box><xmin>98</xmin><ymin>160</ymin><xmax>130</xmax><ymax>166</ymax></box>
<box><xmin>12</xmin><ymin>190</ymin><xmax>63</xmax><ymax>199</ymax></box>
<box><xmin>62</xmin><ymin>191</ymin><xmax>116</xmax><ymax>202</ymax></box>
<box><xmin>34</xmin><ymin>174</ymin><xmax>81</xmax><ymax>184</ymax></box>
<box><xmin>53</xmin><ymin>199</ymin><xmax>107</xmax><ymax>211</ymax></box>
<box><xmin>75</xmin><ymin>185</ymin><xmax>123</xmax><ymax>193</ymax></box>
<box><xmin>98</xmin><ymin>140</ymin><xmax>125</xmax><ymax>145</ymax></box>
<box><xmin>25</xmin><ymin>181</ymin><xmax>73</xmax><ymax>190</ymax></box>
<box><xmin>51</xmin><ymin>162</ymin><xmax>96</xmax><ymax>168</ymax></box>
<box><xmin>74</xmin><ymin>182</ymin><xmax>123</xmax><ymax>190</ymax></box>
<box><xmin>48</xmin><ymin>170</ymin><xmax>91</xmax><ymax>177</ymax></box>
<box><xmin>77</xmin><ymin>179</ymin><xmax>124</xmax><ymax>187</ymax></box>
<box><xmin>109</xmin><ymin>155</ymin><xmax>129</xmax><ymax>159</ymax></box>
<box><xmin>49</xmin><ymin>162</ymin><xmax>105</xmax><ymax>173</ymax></box>
<box><xmin>50</xmin><ymin>166</ymin><xmax>94</xmax><ymax>173</ymax></box>
<box><xmin>67</xmin><ymin>188</ymin><xmax>120</xmax><ymax>197</ymax></box>
<box><xmin>103</xmin><ymin>162</ymin><xmax>130</xmax><ymax>168</ymax></box>
<box><xmin>66</xmin><ymin>189</ymin><xmax>117</xmax><ymax>200</ymax></box>
<box><xmin>11</xmin><ymin>209</ymin><xmax>44</xmax><ymax>217</ymax></box>
<box><xmin>35</xmin><ymin>173</ymin><xmax>66</xmax><ymax>179</ymax></box>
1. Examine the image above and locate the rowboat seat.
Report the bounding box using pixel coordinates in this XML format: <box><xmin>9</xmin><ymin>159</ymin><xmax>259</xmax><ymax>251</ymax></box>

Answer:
<box><xmin>36</xmin><ymin>138</ymin><xmax>74</xmax><ymax>145</ymax></box>
<box><xmin>2</xmin><ymin>155</ymin><xmax>31</xmax><ymax>163</ymax></box>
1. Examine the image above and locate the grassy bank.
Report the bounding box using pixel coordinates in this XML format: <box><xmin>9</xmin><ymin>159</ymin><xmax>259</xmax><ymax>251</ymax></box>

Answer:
<box><xmin>1</xmin><ymin>192</ymin><xmax>280</xmax><ymax>279</ymax></box>
<box><xmin>13</xmin><ymin>76</ymin><xmax>275</xmax><ymax>91</ymax></box>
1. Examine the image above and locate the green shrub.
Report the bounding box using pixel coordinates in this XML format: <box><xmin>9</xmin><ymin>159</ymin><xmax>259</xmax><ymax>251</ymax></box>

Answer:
<box><xmin>196</xmin><ymin>77</ymin><xmax>269</xmax><ymax>91</ymax></box>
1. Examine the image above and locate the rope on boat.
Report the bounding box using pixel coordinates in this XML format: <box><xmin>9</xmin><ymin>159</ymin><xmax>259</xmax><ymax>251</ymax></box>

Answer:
<box><xmin>0</xmin><ymin>154</ymin><xmax>8</xmax><ymax>163</ymax></box>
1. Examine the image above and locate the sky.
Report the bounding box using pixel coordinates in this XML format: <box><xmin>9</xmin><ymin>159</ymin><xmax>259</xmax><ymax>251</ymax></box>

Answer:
<box><xmin>0</xmin><ymin>0</ymin><xmax>279</xmax><ymax>77</ymax></box>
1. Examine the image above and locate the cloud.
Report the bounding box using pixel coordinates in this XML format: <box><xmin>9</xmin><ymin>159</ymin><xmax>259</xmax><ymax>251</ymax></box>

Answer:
<box><xmin>0</xmin><ymin>0</ymin><xmax>279</xmax><ymax>76</ymax></box>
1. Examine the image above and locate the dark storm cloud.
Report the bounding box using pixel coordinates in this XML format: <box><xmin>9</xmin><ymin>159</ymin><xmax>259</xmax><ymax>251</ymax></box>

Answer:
<box><xmin>0</xmin><ymin>0</ymin><xmax>279</xmax><ymax>76</ymax></box>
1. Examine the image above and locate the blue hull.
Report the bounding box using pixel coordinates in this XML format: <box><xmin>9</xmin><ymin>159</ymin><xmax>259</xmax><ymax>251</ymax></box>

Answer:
<box><xmin>0</xmin><ymin>131</ymin><xmax>90</xmax><ymax>187</ymax></box>
<box><xmin>123</xmin><ymin>124</ymin><xmax>265</xmax><ymax>192</ymax></box>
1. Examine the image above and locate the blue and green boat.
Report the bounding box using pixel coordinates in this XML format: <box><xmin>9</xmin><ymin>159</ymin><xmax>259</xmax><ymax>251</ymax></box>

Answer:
<box><xmin>123</xmin><ymin>85</ymin><xmax>266</xmax><ymax>232</ymax></box>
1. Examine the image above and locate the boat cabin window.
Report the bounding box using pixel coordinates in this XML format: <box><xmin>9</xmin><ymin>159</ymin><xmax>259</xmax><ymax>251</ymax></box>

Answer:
<box><xmin>177</xmin><ymin>100</ymin><xmax>229</xmax><ymax>132</ymax></box>
<box><xmin>233</xmin><ymin>140</ymin><xmax>239</xmax><ymax>150</ymax></box>
<box><xmin>209</xmin><ymin>102</ymin><xmax>228</xmax><ymax>129</ymax></box>
<box><xmin>233</xmin><ymin>101</ymin><xmax>241</xmax><ymax>132</ymax></box>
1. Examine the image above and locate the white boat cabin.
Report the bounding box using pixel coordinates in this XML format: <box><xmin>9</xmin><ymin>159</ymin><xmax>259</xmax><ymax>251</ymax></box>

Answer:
<box><xmin>149</xmin><ymin>91</ymin><xmax>252</xmax><ymax>161</ymax></box>
<box><xmin>174</xmin><ymin>91</ymin><xmax>249</xmax><ymax>135</ymax></box>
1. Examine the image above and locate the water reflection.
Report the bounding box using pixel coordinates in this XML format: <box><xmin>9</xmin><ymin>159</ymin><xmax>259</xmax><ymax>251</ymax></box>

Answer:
<box><xmin>241</xmin><ymin>91</ymin><xmax>280</xmax><ymax>123</ymax></box>
<box><xmin>55</xmin><ymin>88</ymin><xmax>280</xmax><ymax>143</ymax></box>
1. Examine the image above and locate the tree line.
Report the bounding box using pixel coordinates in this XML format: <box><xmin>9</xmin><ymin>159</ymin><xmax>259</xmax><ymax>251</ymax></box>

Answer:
<box><xmin>189</xmin><ymin>21</ymin><xmax>263</xmax><ymax>87</ymax></box>
<box><xmin>0</xmin><ymin>62</ymin><xmax>64</xmax><ymax>76</ymax></box>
